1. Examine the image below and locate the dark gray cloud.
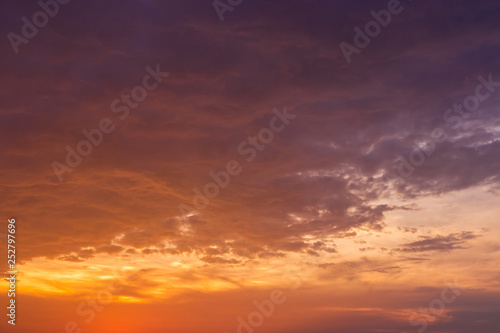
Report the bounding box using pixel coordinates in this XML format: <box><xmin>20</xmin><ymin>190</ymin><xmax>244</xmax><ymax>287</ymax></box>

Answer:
<box><xmin>395</xmin><ymin>231</ymin><xmax>480</xmax><ymax>252</ymax></box>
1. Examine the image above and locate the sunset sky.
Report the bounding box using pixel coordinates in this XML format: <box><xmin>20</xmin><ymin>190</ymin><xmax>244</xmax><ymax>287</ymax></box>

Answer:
<box><xmin>1</xmin><ymin>1</ymin><xmax>500</xmax><ymax>332</ymax></box>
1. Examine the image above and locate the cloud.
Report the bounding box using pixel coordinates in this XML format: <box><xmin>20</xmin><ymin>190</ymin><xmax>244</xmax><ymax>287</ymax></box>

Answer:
<box><xmin>1</xmin><ymin>0</ymin><xmax>499</xmax><ymax>266</ymax></box>
<box><xmin>200</xmin><ymin>256</ymin><xmax>241</xmax><ymax>265</ymax></box>
<box><xmin>395</xmin><ymin>231</ymin><xmax>480</xmax><ymax>253</ymax></box>
<box><xmin>1</xmin><ymin>1</ymin><xmax>500</xmax><ymax>331</ymax></box>
<box><xmin>96</xmin><ymin>245</ymin><xmax>125</xmax><ymax>254</ymax></box>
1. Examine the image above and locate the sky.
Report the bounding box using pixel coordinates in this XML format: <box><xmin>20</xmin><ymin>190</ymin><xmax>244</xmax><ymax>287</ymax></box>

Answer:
<box><xmin>1</xmin><ymin>0</ymin><xmax>500</xmax><ymax>332</ymax></box>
